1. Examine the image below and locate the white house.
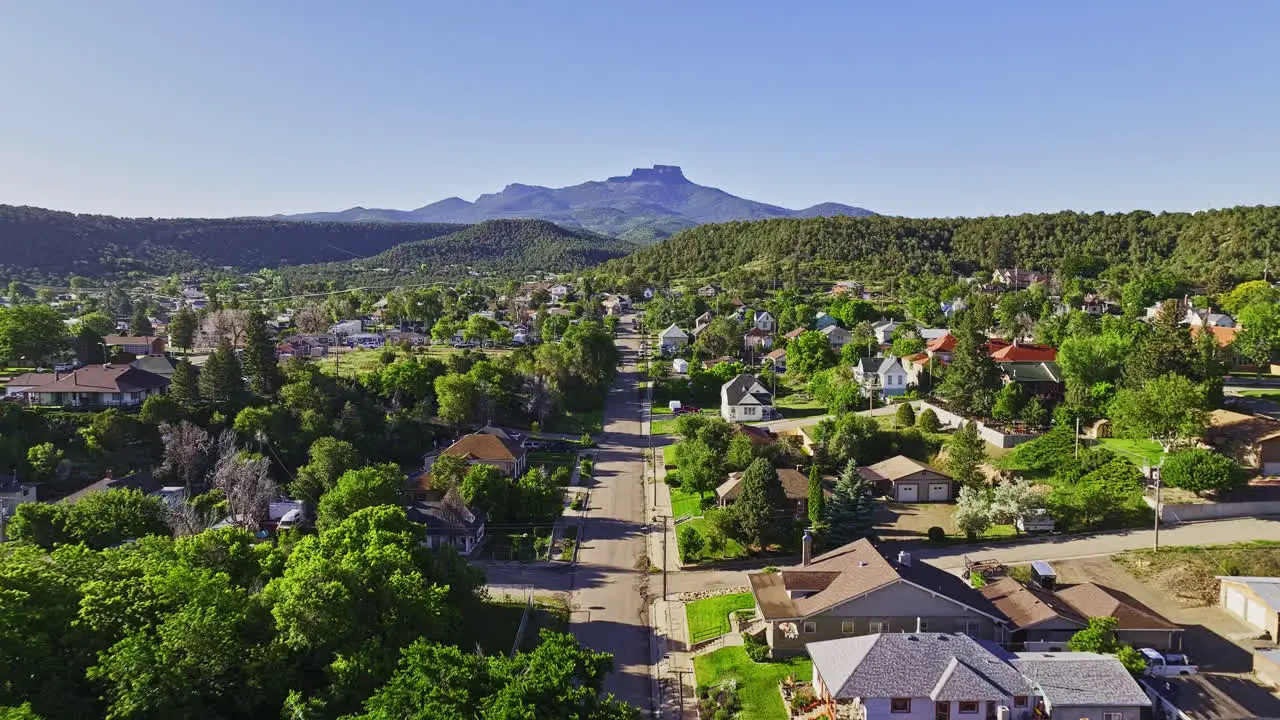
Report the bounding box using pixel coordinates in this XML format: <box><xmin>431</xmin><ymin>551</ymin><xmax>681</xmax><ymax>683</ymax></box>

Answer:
<box><xmin>871</xmin><ymin>320</ymin><xmax>899</xmax><ymax>345</ymax></box>
<box><xmin>853</xmin><ymin>355</ymin><xmax>908</xmax><ymax>398</ymax></box>
<box><xmin>1185</xmin><ymin>308</ymin><xmax>1235</xmax><ymax>328</ymax></box>
<box><xmin>720</xmin><ymin>373</ymin><xmax>774</xmax><ymax>423</ymax></box>
<box><xmin>764</xmin><ymin>347</ymin><xmax>786</xmax><ymax>373</ymax></box>
<box><xmin>814</xmin><ymin>312</ymin><xmax>838</xmax><ymax>330</ymax></box>
<box><xmin>697</xmin><ymin>284</ymin><xmax>720</xmax><ymax>298</ymax></box>
<box><xmin>752</xmin><ymin>310</ymin><xmax>776</xmax><ymax>333</ymax></box>
<box><xmin>549</xmin><ymin>284</ymin><xmax>572</xmax><ymax>302</ymax></box>
<box><xmin>643</xmin><ymin>288</ymin><xmax>655</xmax><ymax>299</ymax></box>
<box><xmin>658</xmin><ymin>324</ymin><xmax>690</xmax><ymax>352</ymax></box>
<box><xmin>820</xmin><ymin>324</ymin><xmax>854</xmax><ymax>351</ymax></box>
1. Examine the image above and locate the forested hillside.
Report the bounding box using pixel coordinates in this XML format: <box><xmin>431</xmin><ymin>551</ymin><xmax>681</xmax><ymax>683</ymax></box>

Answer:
<box><xmin>598</xmin><ymin>206</ymin><xmax>1280</xmax><ymax>286</ymax></box>
<box><xmin>0</xmin><ymin>205</ymin><xmax>464</xmax><ymax>280</ymax></box>
<box><xmin>285</xmin><ymin>219</ymin><xmax>635</xmax><ymax>284</ymax></box>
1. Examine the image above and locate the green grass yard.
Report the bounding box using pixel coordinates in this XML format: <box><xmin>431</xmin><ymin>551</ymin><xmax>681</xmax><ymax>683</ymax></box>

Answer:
<box><xmin>677</xmin><ymin>517</ymin><xmax>748</xmax><ymax>563</ymax></box>
<box><xmin>772</xmin><ymin>393</ymin><xmax>827</xmax><ymax>419</ymax></box>
<box><xmin>694</xmin><ymin>647</ymin><xmax>812</xmax><ymax>720</ymax></box>
<box><xmin>651</xmin><ymin>408</ymin><xmax>717</xmax><ymax>435</ymax></box>
<box><xmin>547</xmin><ymin>408</ymin><xmax>604</xmax><ymax>436</ymax></box>
<box><xmin>1098</xmin><ymin>437</ymin><xmax>1164</xmax><ymax>466</ymax></box>
<box><xmin>670</xmin><ymin>487</ymin><xmax>710</xmax><ymax>519</ymax></box>
<box><xmin>662</xmin><ymin>445</ymin><xmax>678</xmax><ymax>469</ymax></box>
<box><xmin>686</xmin><ymin>592</ymin><xmax>756</xmax><ymax>644</ymax></box>
<box><xmin>1239</xmin><ymin>389</ymin><xmax>1280</xmax><ymax>403</ymax></box>
<box><xmin>527</xmin><ymin>452</ymin><xmax>578</xmax><ymax>471</ymax></box>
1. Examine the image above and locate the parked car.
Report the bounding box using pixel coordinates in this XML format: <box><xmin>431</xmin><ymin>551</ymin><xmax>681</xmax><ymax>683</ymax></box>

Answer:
<box><xmin>1016</xmin><ymin>509</ymin><xmax>1056</xmax><ymax>533</ymax></box>
<box><xmin>53</xmin><ymin>362</ymin><xmax>76</xmax><ymax>372</ymax></box>
<box><xmin>1141</xmin><ymin>649</ymin><xmax>1197</xmax><ymax>676</ymax></box>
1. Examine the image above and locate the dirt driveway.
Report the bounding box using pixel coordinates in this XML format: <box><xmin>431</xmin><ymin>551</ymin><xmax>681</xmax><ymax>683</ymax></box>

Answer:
<box><xmin>1051</xmin><ymin>556</ymin><xmax>1280</xmax><ymax>717</ymax></box>
<box><xmin>875</xmin><ymin>501</ymin><xmax>956</xmax><ymax>541</ymax></box>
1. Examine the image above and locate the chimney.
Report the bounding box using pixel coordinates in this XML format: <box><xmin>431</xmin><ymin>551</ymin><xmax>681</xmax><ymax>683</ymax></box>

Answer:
<box><xmin>916</xmin><ymin>617</ymin><xmax>922</xmax><ymax>633</ymax></box>
<box><xmin>898</xmin><ymin>550</ymin><xmax>912</xmax><ymax>566</ymax></box>
<box><xmin>802</xmin><ymin>529</ymin><xmax>813</xmax><ymax>567</ymax></box>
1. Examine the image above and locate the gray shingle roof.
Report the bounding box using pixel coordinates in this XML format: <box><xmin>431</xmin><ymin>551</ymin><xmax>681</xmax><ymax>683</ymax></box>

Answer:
<box><xmin>1011</xmin><ymin>653</ymin><xmax>1151</xmax><ymax>708</ymax></box>
<box><xmin>809</xmin><ymin>633</ymin><xmax>1034</xmax><ymax>701</ymax></box>
<box><xmin>722</xmin><ymin>374</ymin><xmax>771</xmax><ymax>406</ymax></box>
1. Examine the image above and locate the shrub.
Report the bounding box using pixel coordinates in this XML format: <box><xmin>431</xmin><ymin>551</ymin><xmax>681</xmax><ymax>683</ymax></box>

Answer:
<box><xmin>551</xmin><ymin>466</ymin><xmax>571</xmax><ymax>485</ymax></box>
<box><xmin>678</xmin><ymin>524</ymin><xmax>704</xmax><ymax>563</ymax></box>
<box><xmin>970</xmin><ymin>571</ymin><xmax>986</xmax><ymax>588</ymax></box>
<box><xmin>917</xmin><ymin>408</ymin><xmax>940</xmax><ymax>432</ymax></box>
<box><xmin>579</xmin><ymin>432</ymin><xmax>595</xmax><ymax>447</ymax></box>
<box><xmin>379</xmin><ymin>349</ymin><xmax>397</xmax><ymax>365</ymax></box>
<box><xmin>579</xmin><ymin>458</ymin><xmax>594</xmax><ymax>476</ymax></box>
<box><xmin>895</xmin><ymin>402</ymin><xmax>916</xmax><ymax>427</ymax></box>
<box><xmin>743</xmin><ymin>634</ymin><xmax>770</xmax><ymax>662</ymax></box>
<box><xmin>927</xmin><ymin>526</ymin><xmax>947</xmax><ymax>543</ymax></box>
<box><xmin>1162</xmin><ymin>448</ymin><xmax>1245</xmax><ymax>496</ymax></box>
<box><xmin>792</xmin><ymin>687</ymin><xmax>819</xmax><ymax>709</ymax></box>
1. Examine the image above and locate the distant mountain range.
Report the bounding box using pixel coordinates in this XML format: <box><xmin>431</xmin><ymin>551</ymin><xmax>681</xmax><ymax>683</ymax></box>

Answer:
<box><xmin>276</xmin><ymin>165</ymin><xmax>874</xmax><ymax>243</ymax></box>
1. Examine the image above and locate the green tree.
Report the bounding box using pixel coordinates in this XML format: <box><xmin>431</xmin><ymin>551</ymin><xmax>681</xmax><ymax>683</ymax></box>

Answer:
<box><xmin>9</xmin><ymin>488</ymin><xmax>170</xmax><ymax>550</ymax></box>
<box><xmin>167</xmin><ymin>306</ymin><xmax>198</xmax><ymax>352</ymax></box>
<box><xmin>459</xmin><ymin>463</ymin><xmax>514</xmax><ymax>522</ymax></box>
<box><xmin>77</xmin><ymin>310</ymin><xmax>116</xmax><ymax>338</ymax></box>
<box><xmin>1236</xmin><ymin>302</ymin><xmax>1280</xmax><ymax>372</ymax></box>
<box><xmin>939</xmin><ymin>320</ymin><xmax>998</xmax><ymax>417</ymax></box>
<box><xmin>824</xmin><ymin>460</ymin><xmax>877</xmax><ymax>547</ymax></box>
<box><xmin>292</xmin><ymin>436</ymin><xmax>360</xmax><ymax>506</ymax></box>
<box><xmin>240</xmin><ymin>309</ymin><xmax>280</xmax><ymax>396</ymax></box>
<box><xmin>917</xmin><ymin>408</ymin><xmax>940</xmax><ymax>432</ymax></box>
<box><xmin>787</xmin><ymin>330</ymin><xmax>837</xmax><ymax>377</ymax></box>
<box><xmin>316</xmin><ymin>463</ymin><xmax>405</xmax><ymax>531</ymax></box>
<box><xmin>807</xmin><ymin>464</ymin><xmax>826</xmax><ymax>528</ymax></box>
<box><xmin>72</xmin><ymin>325</ymin><xmax>105</xmax><ymax>365</ymax></box>
<box><xmin>693</xmin><ymin>317</ymin><xmax>740</xmax><ymax>358</ymax></box>
<box><xmin>895</xmin><ymin>402</ymin><xmax>916</xmax><ymax>427</ymax></box>
<box><xmin>139</xmin><ymin>394</ymin><xmax>183</xmax><ymax>425</ymax></box>
<box><xmin>129</xmin><ymin>306</ymin><xmax>153</xmax><ymax>336</ymax></box>
<box><xmin>991</xmin><ymin>383</ymin><xmax>1023</xmax><ymax>424</ymax></box>
<box><xmin>1109</xmin><ymin>373</ymin><xmax>1208</xmax><ymax>451</ymax></box>
<box><xmin>434</xmin><ymin>373</ymin><xmax>478</xmax><ymax>427</ymax></box>
<box><xmin>1021</xmin><ymin>397</ymin><xmax>1048</xmax><ymax>429</ymax></box>
<box><xmin>1220</xmin><ymin>279</ymin><xmax>1278</xmax><ymax>315</ymax></box>
<box><xmin>426</xmin><ymin>453</ymin><xmax>468</xmax><ymax>493</ymax></box>
<box><xmin>1125</xmin><ymin>300</ymin><xmax>1191</xmax><ymax>385</ymax></box>
<box><xmin>673</xmin><ymin>437</ymin><xmax>723</xmax><ymax>499</ymax></box>
<box><xmin>947</xmin><ymin>421</ymin><xmax>987</xmax><ymax>488</ymax></box>
<box><xmin>1067</xmin><ymin>615</ymin><xmax>1144</xmax><ymax>673</ymax></box>
<box><xmin>197</xmin><ymin>338</ymin><xmax>245</xmax><ymax>409</ymax></box>
<box><xmin>1162</xmin><ymin>448</ymin><xmax>1245</xmax><ymax>497</ymax></box>
<box><xmin>25</xmin><ymin>442</ymin><xmax>62</xmax><ymax>484</ymax></box>
<box><xmin>678</xmin><ymin>524</ymin><xmax>704</xmax><ymax>563</ymax></box>
<box><xmin>0</xmin><ymin>305</ymin><xmax>67</xmax><ymax>365</ymax></box>
<box><xmin>168</xmin><ymin>359</ymin><xmax>200</xmax><ymax>408</ymax></box>
<box><xmin>731</xmin><ymin>458</ymin><xmax>788</xmax><ymax>548</ymax></box>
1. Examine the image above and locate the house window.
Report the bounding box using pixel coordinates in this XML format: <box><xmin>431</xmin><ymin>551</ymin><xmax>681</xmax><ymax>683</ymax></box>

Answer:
<box><xmin>802</xmin><ymin>621</ymin><xmax>817</xmax><ymax>634</ymax></box>
<box><xmin>1102</xmin><ymin>714</ymin><xmax>1123</xmax><ymax>720</ymax></box>
<box><xmin>868</xmin><ymin>620</ymin><xmax>885</xmax><ymax>633</ymax></box>
<box><xmin>743</xmin><ymin>406</ymin><xmax>756</xmax><ymax>416</ymax></box>
<box><xmin>891</xmin><ymin>698</ymin><xmax>911</xmax><ymax>713</ymax></box>
<box><xmin>959</xmin><ymin>701</ymin><xmax>980</xmax><ymax>714</ymax></box>
<box><xmin>1013</xmin><ymin>696</ymin><xmax>1028</xmax><ymax>708</ymax></box>
<box><xmin>841</xmin><ymin>621</ymin><xmax>854</xmax><ymax>634</ymax></box>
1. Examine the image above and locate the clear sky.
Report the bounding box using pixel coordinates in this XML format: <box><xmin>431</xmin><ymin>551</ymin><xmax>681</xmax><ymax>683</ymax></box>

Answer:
<box><xmin>2</xmin><ymin>1</ymin><xmax>1278</xmax><ymax>219</ymax></box>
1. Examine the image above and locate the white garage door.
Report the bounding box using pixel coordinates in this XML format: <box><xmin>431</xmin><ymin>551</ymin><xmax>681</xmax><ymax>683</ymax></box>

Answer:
<box><xmin>1264</xmin><ymin>462</ymin><xmax>1280</xmax><ymax>477</ymax></box>
<box><xmin>1248</xmin><ymin>598</ymin><xmax>1269</xmax><ymax>630</ymax></box>
<box><xmin>897</xmin><ymin>484</ymin><xmax>918</xmax><ymax>502</ymax></box>
<box><xmin>1226</xmin><ymin>587</ymin><xmax>1246</xmax><ymax>617</ymax></box>
<box><xmin>928</xmin><ymin>484</ymin><xmax>949</xmax><ymax>501</ymax></box>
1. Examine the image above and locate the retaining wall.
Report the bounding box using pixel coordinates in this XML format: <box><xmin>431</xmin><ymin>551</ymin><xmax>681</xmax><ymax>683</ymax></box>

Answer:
<box><xmin>916</xmin><ymin>400</ymin><xmax>1041</xmax><ymax>449</ymax></box>
<box><xmin>1146</xmin><ymin>496</ymin><xmax>1280</xmax><ymax>523</ymax></box>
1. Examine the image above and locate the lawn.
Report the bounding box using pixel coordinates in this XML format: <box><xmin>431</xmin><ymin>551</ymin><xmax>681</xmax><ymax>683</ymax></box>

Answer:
<box><xmin>547</xmin><ymin>408</ymin><xmax>604</xmax><ymax>435</ymax></box>
<box><xmin>1114</xmin><ymin>540</ymin><xmax>1280</xmax><ymax>606</ymax></box>
<box><xmin>463</xmin><ymin>597</ymin><xmax>571</xmax><ymax>655</ymax></box>
<box><xmin>1239</xmin><ymin>389</ymin><xmax>1280</xmax><ymax>403</ymax></box>
<box><xmin>773</xmin><ymin>393</ymin><xmax>827</xmax><ymax>419</ymax></box>
<box><xmin>686</xmin><ymin>592</ymin><xmax>756</xmax><ymax>644</ymax></box>
<box><xmin>670</xmin><ymin>486</ymin><xmax>710</xmax><ymax>519</ymax></box>
<box><xmin>662</xmin><ymin>444</ymin><xmax>678</xmax><ymax>469</ymax></box>
<box><xmin>677</xmin><ymin>517</ymin><xmax>748</xmax><ymax>563</ymax></box>
<box><xmin>694</xmin><ymin>647</ymin><xmax>812</xmax><ymax>720</ymax></box>
<box><xmin>652</xmin><ymin>409</ymin><xmax>717</xmax><ymax>436</ymax></box>
<box><xmin>528</xmin><ymin>451</ymin><xmax>578</xmax><ymax>471</ymax></box>
<box><xmin>1098</xmin><ymin>437</ymin><xmax>1165</xmax><ymax>466</ymax></box>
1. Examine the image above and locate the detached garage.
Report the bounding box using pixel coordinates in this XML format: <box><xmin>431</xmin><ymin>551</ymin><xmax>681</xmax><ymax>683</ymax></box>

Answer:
<box><xmin>857</xmin><ymin>455</ymin><xmax>954</xmax><ymax>503</ymax></box>
<box><xmin>1218</xmin><ymin>576</ymin><xmax>1280</xmax><ymax>639</ymax></box>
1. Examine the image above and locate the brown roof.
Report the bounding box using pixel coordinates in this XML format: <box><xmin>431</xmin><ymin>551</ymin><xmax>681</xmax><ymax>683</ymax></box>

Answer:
<box><xmin>784</xmin><ymin>327</ymin><xmax>806</xmax><ymax>340</ymax></box>
<box><xmin>979</xmin><ymin>577</ymin><xmax>1085</xmax><ymax>630</ymax></box>
<box><xmin>1055</xmin><ymin>582</ymin><xmax>1180</xmax><ymax>631</ymax></box>
<box><xmin>37</xmin><ymin>365</ymin><xmax>169</xmax><ymax>394</ymax></box>
<box><xmin>717</xmin><ymin>467</ymin><xmax>809</xmax><ymax>502</ymax></box>
<box><xmin>858</xmin><ymin>455</ymin><xmax>950</xmax><ymax>483</ymax></box>
<box><xmin>3</xmin><ymin>372</ymin><xmax>63</xmax><ymax>388</ymax></box>
<box><xmin>441</xmin><ymin>431</ymin><xmax>525</xmax><ymax>464</ymax></box>
<box><xmin>1191</xmin><ymin>325</ymin><xmax>1240</xmax><ymax>348</ymax></box>
<box><xmin>764</xmin><ymin>347</ymin><xmax>786</xmax><ymax>361</ymax></box>
<box><xmin>926</xmin><ymin>333</ymin><xmax>957</xmax><ymax>352</ymax></box>
<box><xmin>735</xmin><ymin>423</ymin><xmax>777</xmax><ymax>446</ymax></box>
<box><xmin>1207</xmin><ymin>409</ymin><xmax>1280</xmax><ymax>445</ymax></box>
<box><xmin>104</xmin><ymin>335</ymin><xmax>161</xmax><ymax>345</ymax></box>
<box><xmin>747</xmin><ymin>538</ymin><xmax>1004</xmax><ymax>622</ymax></box>
<box><xmin>987</xmin><ymin>340</ymin><xmax>1058</xmax><ymax>362</ymax></box>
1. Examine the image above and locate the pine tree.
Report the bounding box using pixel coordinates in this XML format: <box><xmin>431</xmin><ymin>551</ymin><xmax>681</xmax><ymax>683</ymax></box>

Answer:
<box><xmin>939</xmin><ymin>316</ymin><xmax>999</xmax><ymax>417</ymax></box>
<box><xmin>1124</xmin><ymin>300</ymin><xmax>1191</xmax><ymax>386</ymax></box>
<box><xmin>948</xmin><ymin>421</ymin><xmax>987</xmax><ymax>488</ymax></box>
<box><xmin>198</xmin><ymin>338</ymin><xmax>245</xmax><ymax>408</ymax></box>
<box><xmin>168</xmin><ymin>305</ymin><xmax>198</xmax><ymax>352</ymax></box>
<box><xmin>240</xmin><ymin>309</ymin><xmax>280</xmax><ymax>396</ymax></box>
<box><xmin>130</xmin><ymin>306</ymin><xmax>153</xmax><ymax>337</ymax></box>
<box><xmin>807</xmin><ymin>464</ymin><xmax>826</xmax><ymax>528</ymax></box>
<box><xmin>169</xmin><ymin>359</ymin><xmax>199</xmax><ymax>408</ymax></box>
<box><xmin>895</xmin><ymin>402</ymin><xmax>915</xmax><ymax>427</ymax></box>
<box><xmin>824</xmin><ymin>460</ymin><xmax>876</xmax><ymax>547</ymax></box>
<box><xmin>732</xmin><ymin>458</ymin><xmax>788</xmax><ymax>548</ymax></box>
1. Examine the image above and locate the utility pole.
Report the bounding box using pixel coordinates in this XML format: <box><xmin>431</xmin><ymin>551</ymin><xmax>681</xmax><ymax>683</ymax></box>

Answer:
<box><xmin>1153</xmin><ymin>454</ymin><xmax>1166</xmax><ymax>552</ymax></box>
<box><xmin>660</xmin><ymin>516</ymin><xmax>668</xmax><ymax>599</ymax></box>
<box><xmin>1074</xmin><ymin>415</ymin><xmax>1081</xmax><ymax>458</ymax></box>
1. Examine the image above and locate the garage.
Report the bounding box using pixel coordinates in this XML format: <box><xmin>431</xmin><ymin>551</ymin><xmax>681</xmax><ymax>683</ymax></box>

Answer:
<box><xmin>1226</xmin><ymin>587</ymin><xmax>1246</xmax><ymax>617</ymax></box>
<box><xmin>1265</xmin><ymin>462</ymin><xmax>1280</xmax><ymax>476</ymax></box>
<box><xmin>897</xmin><ymin>484</ymin><xmax>918</xmax><ymax>502</ymax></box>
<box><xmin>1220</xmin><ymin>577</ymin><xmax>1280</xmax><ymax>638</ymax></box>
<box><xmin>928</xmin><ymin>483</ymin><xmax>949</xmax><ymax>501</ymax></box>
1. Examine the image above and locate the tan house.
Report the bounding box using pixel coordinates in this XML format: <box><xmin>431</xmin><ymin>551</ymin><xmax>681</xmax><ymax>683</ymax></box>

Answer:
<box><xmin>747</xmin><ymin>538</ymin><xmax>1007</xmax><ymax>658</ymax></box>
<box><xmin>1205</xmin><ymin>409</ymin><xmax>1280</xmax><ymax>475</ymax></box>
<box><xmin>1218</xmin><ymin>576</ymin><xmax>1280</xmax><ymax>639</ymax></box>
<box><xmin>1055</xmin><ymin>582</ymin><xmax>1182</xmax><ymax>651</ymax></box>
<box><xmin>429</xmin><ymin>427</ymin><xmax>527</xmax><ymax>478</ymax></box>
<box><xmin>982</xmin><ymin>577</ymin><xmax>1183</xmax><ymax>651</ymax></box>
<box><xmin>715</xmin><ymin>467</ymin><xmax>813</xmax><ymax>518</ymax></box>
<box><xmin>858</xmin><ymin>455</ymin><xmax>953</xmax><ymax>502</ymax></box>
<box><xmin>104</xmin><ymin>335</ymin><xmax>167</xmax><ymax>356</ymax></box>
<box><xmin>9</xmin><ymin>365</ymin><xmax>169</xmax><ymax>407</ymax></box>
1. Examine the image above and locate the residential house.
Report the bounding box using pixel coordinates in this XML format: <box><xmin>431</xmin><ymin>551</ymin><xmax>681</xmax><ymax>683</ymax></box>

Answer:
<box><xmin>814</xmin><ymin>311</ymin><xmax>838</xmax><ymax>330</ymax></box>
<box><xmin>747</xmin><ymin>539</ymin><xmax>1007</xmax><ymax>658</ymax></box>
<box><xmin>857</xmin><ymin>455</ymin><xmax>953</xmax><ymax>502</ymax></box>
<box><xmin>658</xmin><ymin>324</ymin><xmax>690</xmax><ymax>353</ymax></box>
<box><xmin>919</xmin><ymin>328</ymin><xmax>951</xmax><ymax>343</ymax></box>
<box><xmin>808</xmin><ymin>632</ymin><xmax>1037</xmax><ymax>720</ymax></box>
<box><xmin>720</xmin><ymin>373</ymin><xmax>773</xmax><ymax>423</ymax></box>
<box><xmin>941</xmin><ymin>297</ymin><xmax>968</xmax><ymax>317</ymax></box>
<box><xmin>1146</xmin><ymin>675</ymin><xmax>1254</xmax><ymax>720</ymax></box>
<box><xmin>901</xmin><ymin>352</ymin><xmax>933</xmax><ymax>387</ymax></box>
<box><xmin>872</xmin><ymin>320</ymin><xmax>899</xmax><ymax>345</ymax></box>
<box><xmin>406</xmin><ymin>493</ymin><xmax>487</xmax><ymax>556</ymax></box>
<box><xmin>987</xmin><ymin>340</ymin><xmax>1058</xmax><ymax>363</ymax></box>
<box><xmin>779</xmin><ymin>425</ymin><xmax>817</xmax><ymax>456</ymax></box>
<box><xmin>830</xmin><ymin>280</ymin><xmax>863</xmax><ymax>297</ymax></box>
<box><xmin>1218</xmin><ymin>576</ymin><xmax>1280</xmax><ymax>639</ymax></box>
<box><xmin>764</xmin><ymin>347</ymin><xmax>787</xmax><ymax>372</ymax></box>
<box><xmin>549</xmin><ymin>284</ymin><xmax>572</xmax><ymax>302</ymax></box>
<box><xmin>277</xmin><ymin>338</ymin><xmax>328</xmax><ymax>360</ymax></box>
<box><xmin>1205</xmin><ymin>409</ymin><xmax>1280</xmax><ymax>475</ymax></box>
<box><xmin>998</xmin><ymin>361</ymin><xmax>1065</xmax><ymax>400</ymax></box>
<box><xmin>1081</xmin><ymin>294</ymin><xmax>1118</xmax><ymax>316</ymax></box>
<box><xmin>728</xmin><ymin>306</ymin><xmax>749</xmax><ymax>324</ymax></box>
<box><xmin>694</xmin><ymin>311</ymin><xmax>713</xmax><ymax>329</ymax></box>
<box><xmin>62</xmin><ymin>471</ymin><xmax>163</xmax><ymax>504</ymax></box>
<box><xmin>671</xmin><ymin>358</ymin><xmax>690</xmax><ymax>373</ymax></box>
<box><xmin>926</xmin><ymin>333</ymin><xmax>958</xmax><ymax>362</ymax></box>
<box><xmin>129</xmin><ymin>354</ymin><xmax>180</xmax><ymax>381</ymax></box>
<box><xmin>3</xmin><ymin>371</ymin><xmax>62</xmax><ymax>399</ymax></box>
<box><xmin>329</xmin><ymin>319</ymin><xmax>364</xmax><ymax>338</ymax></box>
<box><xmin>821</xmin><ymin>324</ymin><xmax>855</xmax><ymax>351</ymax></box>
<box><xmin>715</xmin><ymin>467</ymin><xmax>813</xmax><ymax>519</ymax></box>
<box><xmin>696</xmin><ymin>284</ymin><xmax>720</xmax><ymax>298</ymax></box>
<box><xmin>23</xmin><ymin>365</ymin><xmax>169</xmax><ymax>408</ymax></box>
<box><xmin>0</xmin><ymin>474</ymin><xmax>37</xmax><ymax>542</ymax></box>
<box><xmin>981</xmin><ymin>577</ymin><xmax>1183</xmax><ymax>651</ymax></box>
<box><xmin>1010</xmin><ymin>653</ymin><xmax>1151</xmax><ymax>720</ymax></box>
<box><xmin>643</xmin><ymin>287</ymin><xmax>655</xmax><ymax>299</ymax></box>
<box><xmin>753</xmin><ymin>310</ymin><xmax>776</xmax><ymax>333</ymax></box>
<box><xmin>601</xmin><ymin>294</ymin><xmax>631</xmax><ymax>315</ymax></box>
<box><xmin>1184</xmin><ymin>308</ymin><xmax>1235</xmax><ymax>328</ymax></box>
<box><xmin>742</xmin><ymin>327</ymin><xmax>773</xmax><ymax>353</ymax></box>
<box><xmin>1144</xmin><ymin>298</ymin><xmax>1191</xmax><ymax>321</ymax></box>
<box><xmin>104</xmin><ymin>335</ymin><xmax>166</xmax><ymax>356</ymax></box>
<box><xmin>993</xmin><ymin>268</ymin><xmax>1045</xmax><ymax>290</ymax></box>
<box><xmin>783</xmin><ymin>327</ymin><xmax>807</xmax><ymax>342</ymax></box>
<box><xmin>1191</xmin><ymin>324</ymin><xmax>1241</xmax><ymax>350</ymax></box>
<box><xmin>852</xmin><ymin>356</ymin><xmax>908</xmax><ymax>398</ymax></box>
<box><xmin>429</xmin><ymin>427</ymin><xmax>527</xmax><ymax>478</ymax></box>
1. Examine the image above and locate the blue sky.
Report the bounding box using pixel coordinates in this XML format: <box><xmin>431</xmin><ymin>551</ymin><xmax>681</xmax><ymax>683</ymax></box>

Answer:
<box><xmin>2</xmin><ymin>1</ymin><xmax>1277</xmax><ymax>218</ymax></box>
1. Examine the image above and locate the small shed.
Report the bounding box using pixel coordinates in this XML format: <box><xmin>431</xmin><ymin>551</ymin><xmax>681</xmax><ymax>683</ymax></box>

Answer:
<box><xmin>1088</xmin><ymin>418</ymin><xmax>1112</xmax><ymax>439</ymax></box>
<box><xmin>672</xmin><ymin>358</ymin><xmax>689</xmax><ymax>374</ymax></box>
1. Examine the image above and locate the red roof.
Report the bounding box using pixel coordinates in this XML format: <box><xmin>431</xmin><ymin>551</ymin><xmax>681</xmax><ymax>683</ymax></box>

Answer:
<box><xmin>784</xmin><ymin>327</ymin><xmax>806</xmax><ymax>340</ymax></box>
<box><xmin>1191</xmin><ymin>325</ymin><xmax>1239</xmax><ymax>348</ymax></box>
<box><xmin>926</xmin><ymin>333</ymin><xmax>957</xmax><ymax>353</ymax></box>
<box><xmin>744</xmin><ymin>327</ymin><xmax>771</xmax><ymax>338</ymax></box>
<box><xmin>987</xmin><ymin>341</ymin><xmax>1057</xmax><ymax>362</ymax></box>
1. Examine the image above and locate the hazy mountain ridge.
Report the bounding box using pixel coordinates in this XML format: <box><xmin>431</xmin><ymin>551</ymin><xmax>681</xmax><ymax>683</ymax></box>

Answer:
<box><xmin>277</xmin><ymin>165</ymin><xmax>873</xmax><ymax>243</ymax></box>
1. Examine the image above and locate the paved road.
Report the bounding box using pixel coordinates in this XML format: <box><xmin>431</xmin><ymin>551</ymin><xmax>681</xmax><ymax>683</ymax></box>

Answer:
<box><xmin>913</xmin><ymin>515</ymin><xmax>1280</xmax><ymax>570</ymax></box>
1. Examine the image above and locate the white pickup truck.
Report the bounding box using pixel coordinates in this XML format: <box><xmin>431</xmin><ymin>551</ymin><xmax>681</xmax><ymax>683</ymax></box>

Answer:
<box><xmin>1141</xmin><ymin>648</ymin><xmax>1197</xmax><ymax>676</ymax></box>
